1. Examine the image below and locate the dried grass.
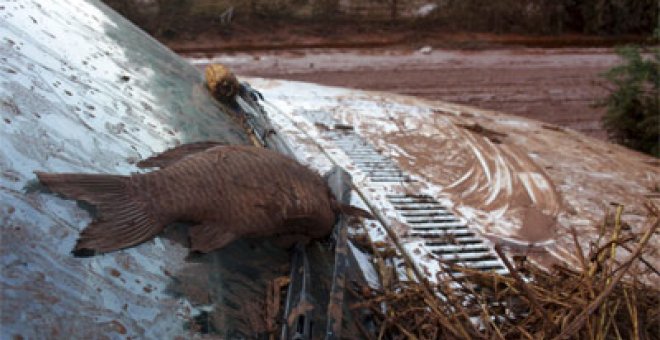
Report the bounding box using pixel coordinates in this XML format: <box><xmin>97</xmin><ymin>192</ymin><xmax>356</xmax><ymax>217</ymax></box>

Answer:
<box><xmin>350</xmin><ymin>203</ymin><xmax>660</xmax><ymax>339</ymax></box>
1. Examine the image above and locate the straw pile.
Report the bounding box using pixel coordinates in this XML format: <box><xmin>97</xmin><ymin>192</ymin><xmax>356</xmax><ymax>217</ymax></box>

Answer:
<box><xmin>350</xmin><ymin>203</ymin><xmax>659</xmax><ymax>339</ymax></box>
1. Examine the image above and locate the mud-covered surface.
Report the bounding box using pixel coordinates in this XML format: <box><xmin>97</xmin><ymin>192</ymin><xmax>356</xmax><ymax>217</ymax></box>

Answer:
<box><xmin>247</xmin><ymin>77</ymin><xmax>659</xmax><ymax>286</ymax></box>
<box><xmin>190</xmin><ymin>47</ymin><xmax>622</xmax><ymax>139</ymax></box>
<box><xmin>0</xmin><ymin>1</ymin><xmax>296</xmax><ymax>338</ymax></box>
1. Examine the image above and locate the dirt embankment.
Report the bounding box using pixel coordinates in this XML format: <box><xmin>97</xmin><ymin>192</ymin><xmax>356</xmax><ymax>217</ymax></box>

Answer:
<box><xmin>189</xmin><ymin>47</ymin><xmax>623</xmax><ymax>139</ymax></box>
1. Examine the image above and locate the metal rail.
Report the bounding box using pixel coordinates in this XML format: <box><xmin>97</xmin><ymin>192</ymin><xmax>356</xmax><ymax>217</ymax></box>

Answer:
<box><xmin>260</xmin><ymin>103</ymin><xmax>510</xmax><ymax>337</ymax></box>
<box><xmin>320</xmin><ymin>127</ymin><xmax>507</xmax><ymax>277</ymax></box>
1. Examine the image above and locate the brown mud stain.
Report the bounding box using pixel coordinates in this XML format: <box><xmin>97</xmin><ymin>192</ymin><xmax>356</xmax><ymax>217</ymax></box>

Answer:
<box><xmin>518</xmin><ymin>206</ymin><xmax>556</xmax><ymax>243</ymax></box>
<box><xmin>458</xmin><ymin>122</ymin><xmax>507</xmax><ymax>144</ymax></box>
<box><xmin>110</xmin><ymin>320</ymin><xmax>127</xmax><ymax>335</ymax></box>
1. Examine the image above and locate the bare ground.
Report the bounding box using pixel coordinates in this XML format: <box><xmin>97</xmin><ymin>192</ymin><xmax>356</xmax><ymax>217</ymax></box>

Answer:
<box><xmin>188</xmin><ymin>47</ymin><xmax>622</xmax><ymax>139</ymax></box>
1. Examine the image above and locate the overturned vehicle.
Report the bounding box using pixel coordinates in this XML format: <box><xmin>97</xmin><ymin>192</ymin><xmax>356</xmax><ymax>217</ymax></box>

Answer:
<box><xmin>2</xmin><ymin>1</ymin><xmax>659</xmax><ymax>339</ymax></box>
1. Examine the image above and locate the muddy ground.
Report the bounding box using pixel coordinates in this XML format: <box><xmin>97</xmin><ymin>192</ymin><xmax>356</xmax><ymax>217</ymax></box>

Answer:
<box><xmin>187</xmin><ymin>47</ymin><xmax>623</xmax><ymax>140</ymax></box>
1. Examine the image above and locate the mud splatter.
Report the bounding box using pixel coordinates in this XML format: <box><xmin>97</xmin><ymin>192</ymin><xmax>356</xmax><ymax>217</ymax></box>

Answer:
<box><xmin>249</xmin><ymin>77</ymin><xmax>659</xmax><ymax>285</ymax></box>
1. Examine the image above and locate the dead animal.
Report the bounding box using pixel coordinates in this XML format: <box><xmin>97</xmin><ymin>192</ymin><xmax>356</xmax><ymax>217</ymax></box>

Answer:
<box><xmin>205</xmin><ymin>63</ymin><xmax>239</xmax><ymax>102</ymax></box>
<box><xmin>36</xmin><ymin>143</ymin><xmax>371</xmax><ymax>256</ymax></box>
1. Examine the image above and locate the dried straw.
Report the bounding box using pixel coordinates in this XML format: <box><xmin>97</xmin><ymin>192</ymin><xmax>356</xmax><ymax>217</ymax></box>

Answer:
<box><xmin>350</xmin><ymin>203</ymin><xmax>660</xmax><ymax>339</ymax></box>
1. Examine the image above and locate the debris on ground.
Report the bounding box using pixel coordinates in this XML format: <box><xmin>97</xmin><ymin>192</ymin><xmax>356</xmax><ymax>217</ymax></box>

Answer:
<box><xmin>350</xmin><ymin>203</ymin><xmax>660</xmax><ymax>339</ymax></box>
<box><xmin>457</xmin><ymin>122</ymin><xmax>507</xmax><ymax>144</ymax></box>
<box><xmin>418</xmin><ymin>46</ymin><xmax>433</xmax><ymax>55</ymax></box>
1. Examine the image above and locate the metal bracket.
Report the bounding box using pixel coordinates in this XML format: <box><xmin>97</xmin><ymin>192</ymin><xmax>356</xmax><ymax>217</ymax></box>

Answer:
<box><xmin>324</xmin><ymin>167</ymin><xmax>353</xmax><ymax>340</ymax></box>
<box><xmin>280</xmin><ymin>242</ymin><xmax>315</xmax><ymax>339</ymax></box>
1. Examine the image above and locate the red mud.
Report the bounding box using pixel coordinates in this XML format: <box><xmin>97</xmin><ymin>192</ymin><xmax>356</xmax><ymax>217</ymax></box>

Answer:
<box><xmin>245</xmin><ymin>77</ymin><xmax>660</xmax><ymax>285</ymax></box>
<box><xmin>188</xmin><ymin>47</ymin><xmax>624</xmax><ymax>139</ymax></box>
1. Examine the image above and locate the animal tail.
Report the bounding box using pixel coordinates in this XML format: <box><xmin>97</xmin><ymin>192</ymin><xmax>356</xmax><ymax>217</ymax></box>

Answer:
<box><xmin>35</xmin><ymin>171</ymin><xmax>163</xmax><ymax>257</ymax></box>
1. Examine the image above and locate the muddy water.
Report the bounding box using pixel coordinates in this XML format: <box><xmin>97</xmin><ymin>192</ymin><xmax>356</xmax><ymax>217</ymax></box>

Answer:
<box><xmin>189</xmin><ymin>48</ymin><xmax>621</xmax><ymax>139</ymax></box>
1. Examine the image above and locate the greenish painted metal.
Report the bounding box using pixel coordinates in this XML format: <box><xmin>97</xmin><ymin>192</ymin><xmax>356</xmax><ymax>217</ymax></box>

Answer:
<box><xmin>0</xmin><ymin>1</ymin><xmax>300</xmax><ymax>338</ymax></box>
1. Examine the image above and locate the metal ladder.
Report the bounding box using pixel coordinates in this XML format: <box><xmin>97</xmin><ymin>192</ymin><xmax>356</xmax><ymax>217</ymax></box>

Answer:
<box><xmin>320</xmin><ymin>125</ymin><xmax>507</xmax><ymax>280</ymax></box>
